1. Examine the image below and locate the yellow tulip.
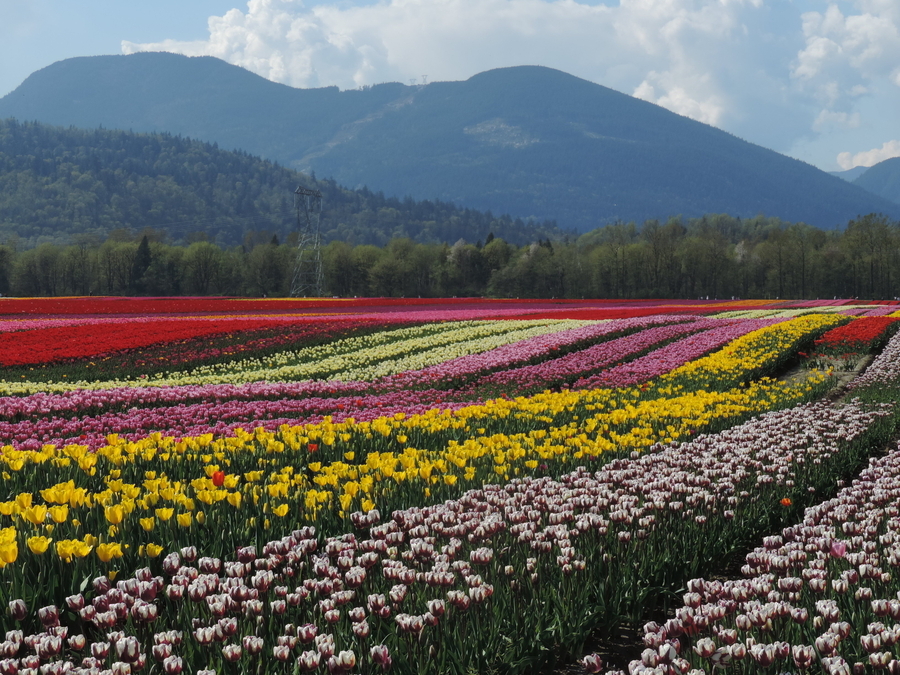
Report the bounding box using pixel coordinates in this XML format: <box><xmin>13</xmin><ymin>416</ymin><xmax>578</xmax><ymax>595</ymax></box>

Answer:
<box><xmin>176</xmin><ymin>512</ymin><xmax>192</xmax><ymax>527</ymax></box>
<box><xmin>155</xmin><ymin>507</ymin><xmax>174</xmax><ymax>521</ymax></box>
<box><xmin>104</xmin><ymin>505</ymin><xmax>125</xmax><ymax>525</ymax></box>
<box><xmin>271</xmin><ymin>504</ymin><xmax>289</xmax><ymax>518</ymax></box>
<box><xmin>26</xmin><ymin>536</ymin><xmax>52</xmax><ymax>555</ymax></box>
<box><xmin>145</xmin><ymin>543</ymin><xmax>164</xmax><ymax>557</ymax></box>
<box><xmin>56</xmin><ymin>539</ymin><xmax>80</xmax><ymax>562</ymax></box>
<box><xmin>0</xmin><ymin>541</ymin><xmax>18</xmax><ymax>564</ymax></box>
<box><xmin>139</xmin><ymin>518</ymin><xmax>155</xmax><ymax>532</ymax></box>
<box><xmin>96</xmin><ymin>542</ymin><xmax>124</xmax><ymax>563</ymax></box>
<box><xmin>21</xmin><ymin>505</ymin><xmax>48</xmax><ymax>526</ymax></box>
<box><xmin>48</xmin><ymin>505</ymin><xmax>68</xmax><ymax>524</ymax></box>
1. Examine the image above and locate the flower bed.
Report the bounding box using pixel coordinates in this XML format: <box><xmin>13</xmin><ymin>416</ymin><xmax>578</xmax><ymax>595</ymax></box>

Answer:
<box><xmin>575</xmin><ymin>318</ymin><xmax>781</xmax><ymax>388</ymax></box>
<box><xmin>621</xmin><ymin>439</ymin><xmax>900</xmax><ymax>675</ymax></box>
<box><xmin>374</xmin><ymin>316</ymin><xmax>671</xmax><ymax>390</ymax></box>
<box><xmin>476</xmin><ymin>318</ymin><xmax>706</xmax><ymax>393</ymax></box>
<box><xmin>1</xmin><ymin>398</ymin><xmax>892</xmax><ymax>675</ymax></box>
<box><xmin>815</xmin><ymin>316</ymin><xmax>899</xmax><ymax>354</ymax></box>
<box><xmin>1</xmin><ymin>299</ymin><xmax>895</xmax><ymax>675</ymax></box>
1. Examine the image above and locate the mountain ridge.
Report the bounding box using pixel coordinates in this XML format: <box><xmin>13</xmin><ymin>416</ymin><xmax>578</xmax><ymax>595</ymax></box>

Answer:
<box><xmin>853</xmin><ymin>157</ymin><xmax>900</xmax><ymax>205</ymax></box>
<box><xmin>2</xmin><ymin>53</ymin><xmax>899</xmax><ymax>230</ymax></box>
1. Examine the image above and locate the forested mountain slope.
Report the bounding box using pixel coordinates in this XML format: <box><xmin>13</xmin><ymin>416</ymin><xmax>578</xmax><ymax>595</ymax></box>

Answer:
<box><xmin>854</xmin><ymin>157</ymin><xmax>900</xmax><ymax>205</ymax></box>
<box><xmin>2</xmin><ymin>53</ymin><xmax>897</xmax><ymax>231</ymax></box>
<box><xmin>0</xmin><ymin>119</ymin><xmax>562</xmax><ymax>247</ymax></box>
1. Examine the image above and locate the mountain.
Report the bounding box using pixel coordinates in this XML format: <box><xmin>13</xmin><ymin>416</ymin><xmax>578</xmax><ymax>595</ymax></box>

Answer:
<box><xmin>830</xmin><ymin>166</ymin><xmax>870</xmax><ymax>182</ymax></box>
<box><xmin>853</xmin><ymin>157</ymin><xmax>900</xmax><ymax>204</ymax></box>
<box><xmin>2</xmin><ymin>53</ymin><xmax>899</xmax><ymax>231</ymax></box>
<box><xmin>0</xmin><ymin>119</ymin><xmax>563</xmax><ymax>247</ymax></box>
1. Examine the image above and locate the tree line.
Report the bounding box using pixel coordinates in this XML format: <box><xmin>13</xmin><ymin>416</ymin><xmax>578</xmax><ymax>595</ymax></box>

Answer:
<box><xmin>1</xmin><ymin>212</ymin><xmax>898</xmax><ymax>300</ymax></box>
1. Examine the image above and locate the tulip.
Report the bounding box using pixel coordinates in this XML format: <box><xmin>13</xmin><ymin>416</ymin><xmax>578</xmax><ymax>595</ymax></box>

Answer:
<box><xmin>336</xmin><ymin>650</ymin><xmax>356</xmax><ymax>671</ymax></box>
<box><xmin>37</xmin><ymin>605</ymin><xmax>59</xmax><ymax>627</ymax></box>
<box><xmin>582</xmin><ymin>653</ymin><xmax>603</xmax><ymax>673</ymax></box>
<box><xmin>370</xmin><ymin>645</ymin><xmax>392</xmax><ymax>671</ymax></box>
<box><xmin>299</xmin><ymin>650</ymin><xmax>321</xmax><ymax>671</ymax></box>
<box><xmin>162</xmin><ymin>656</ymin><xmax>183</xmax><ymax>674</ymax></box>
<box><xmin>91</xmin><ymin>642</ymin><xmax>110</xmax><ymax>660</ymax></box>
<box><xmin>315</xmin><ymin>634</ymin><xmax>335</xmax><ymax>658</ymax></box>
<box><xmin>115</xmin><ymin>636</ymin><xmax>141</xmax><ymax>663</ymax></box>
<box><xmin>297</xmin><ymin>624</ymin><xmax>318</xmax><ymax>643</ymax></box>
<box><xmin>222</xmin><ymin>644</ymin><xmax>242</xmax><ymax>662</ymax></box>
<box><xmin>111</xmin><ymin>662</ymin><xmax>132</xmax><ymax>675</ymax></box>
<box><xmin>694</xmin><ymin>638</ymin><xmax>716</xmax><ymax>659</ymax></box>
<box><xmin>242</xmin><ymin>636</ymin><xmax>264</xmax><ymax>655</ymax></box>
<box><xmin>7</xmin><ymin>601</ymin><xmax>26</xmax><ymax>622</ymax></box>
<box><xmin>152</xmin><ymin>644</ymin><xmax>172</xmax><ymax>662</ymax></box>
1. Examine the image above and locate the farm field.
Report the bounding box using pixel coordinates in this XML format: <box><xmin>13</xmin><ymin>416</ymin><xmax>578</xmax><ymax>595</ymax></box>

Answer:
<box><xmin>2</xmin><ymin>296</ymin><xmax>900</xmax><ymax>675</ymax></box>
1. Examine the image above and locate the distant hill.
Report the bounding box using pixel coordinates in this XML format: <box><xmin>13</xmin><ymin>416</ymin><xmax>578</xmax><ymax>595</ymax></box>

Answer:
<box><xmin>0</xmin><ymin>119</ymin><xmax>563</xmax><ymax>247</ymax></box>
<box><xmin>830</xmin><ymin>166</ymin><xmax>870</xmax><ymax>182</ymax></box>
<box><xmin>2</xmin><ymin>53</ymin><xmax>899</xmax><ymax>230</ymax></box>
<box><xmin>854</xmin><ymin>157</ymin><xmax>900</xmax><ymax>205</ymax></box>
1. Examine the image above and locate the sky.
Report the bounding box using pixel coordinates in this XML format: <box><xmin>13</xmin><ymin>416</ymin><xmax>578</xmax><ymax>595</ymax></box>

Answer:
<box><xmin>1</xmin><ymin>0</ymin><xmax>899</xmax><ymax>172</ymax></box>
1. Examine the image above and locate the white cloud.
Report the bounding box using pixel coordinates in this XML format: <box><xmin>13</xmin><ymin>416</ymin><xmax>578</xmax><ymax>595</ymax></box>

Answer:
<box><xmin>634</xmin><ymin>73</ymin><xmax>725</xmax><ymax>126</ymax></box>
<box><xmin>792</xmin><ymin>1</ymin><xmax>900</xmax><ymax>107</ymax></box>
<box><xmin>837</xmin><ymin>139</ymin><xmax>900</xmax><ymax>169</ymax></box>
<box><xmin>813</xmin><ymin>109</ymin><xmax>861</xmax><ymax>132</ymax></box>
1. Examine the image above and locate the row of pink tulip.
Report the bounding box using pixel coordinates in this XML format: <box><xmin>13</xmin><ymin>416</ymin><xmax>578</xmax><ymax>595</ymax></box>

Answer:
<box><xmin>0</xmin><ymin>379</ymin><xmax>389</xmax><ymax>419</ymax></box>
<box><xmin>574</xmin><ymin>319</ymin><xmax>780</xmax><ymax>389</ymax></box>
<box><xmin>0</xmin><ymin>315</ymin><xmax>300</xmax><ymax>334</ymax></box>
<box><xmin>839</xmin><ymin>306</ymin><xmax>898</xmax><ymax>316</ymax></box>
<box><xmin>476</xmin><ymin>319</ymin><xmax>721</xmax><ymax>390</ymax></box>
<box><xmin>0</xmin><ymin>389</ymin><xmax>475</xmax><ymax>451</ymax></box>
<box><xmin>375</xmin><ymin>315</ymin><xmax>688</xmax><ymax>390</ymax></box>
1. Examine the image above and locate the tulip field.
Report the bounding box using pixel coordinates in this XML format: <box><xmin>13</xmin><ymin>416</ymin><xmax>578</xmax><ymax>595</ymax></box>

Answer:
<box><xmin>2</xmin><ymin>297</ymin><xmax>900</xmax><ymax>675</ymax></box>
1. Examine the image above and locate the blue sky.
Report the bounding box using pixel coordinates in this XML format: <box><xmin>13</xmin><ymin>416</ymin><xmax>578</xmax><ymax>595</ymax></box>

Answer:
<box><xmin>2</xmin><ymin>0</ymin><xmax>899</xmax><ymax>172</ymax></box>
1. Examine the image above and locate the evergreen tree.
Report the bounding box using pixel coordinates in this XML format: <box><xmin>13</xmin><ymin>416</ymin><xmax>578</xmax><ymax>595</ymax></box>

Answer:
<box><xmin>130</xmin><ymin>235</ymin><xmax>152</xmax><ymax>294</ymax></box>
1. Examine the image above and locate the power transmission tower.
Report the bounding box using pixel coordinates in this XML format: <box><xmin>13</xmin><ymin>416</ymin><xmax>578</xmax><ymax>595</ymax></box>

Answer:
<box><xmin>290</xmin><ymin>185</ymin><xmax>324</xmax><ymax>297</ymax></box>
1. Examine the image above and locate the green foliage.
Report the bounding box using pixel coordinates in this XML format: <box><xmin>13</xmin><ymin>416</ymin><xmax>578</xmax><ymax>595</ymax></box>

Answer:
<box><xmin>4</xmin><ymin>211</ymin><xmax>900</xmax><ymax>299</ymax></box>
